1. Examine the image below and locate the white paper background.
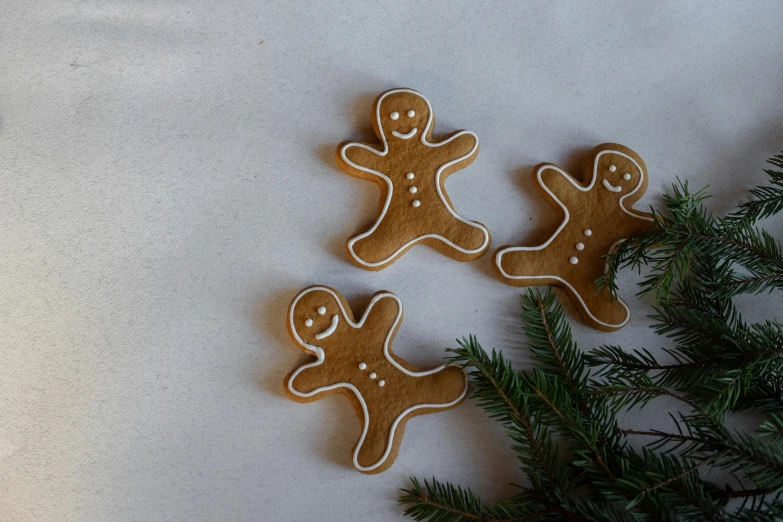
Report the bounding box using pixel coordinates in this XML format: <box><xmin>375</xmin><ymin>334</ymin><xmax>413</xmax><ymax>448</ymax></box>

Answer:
<box><xmin>2</xmin><ymin>1</ymin><xmax>783</xmax><ymax>520</ymax></box>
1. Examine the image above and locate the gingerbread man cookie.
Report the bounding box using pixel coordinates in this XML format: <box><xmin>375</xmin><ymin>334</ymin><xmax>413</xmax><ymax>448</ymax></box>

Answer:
<box><xmin>336</xmin><ymin>88</ymin><xmax>490</xmax><ymax>270</ymax></box>
<box><xmin>285</xmin><ymin>285</ymin><xmax>468</xmax><ymax>473</ymax></box>
<box><xmin>494</xmin><ymin>144</ymin><xmax>655</xmax><ymax>331</ymax></box>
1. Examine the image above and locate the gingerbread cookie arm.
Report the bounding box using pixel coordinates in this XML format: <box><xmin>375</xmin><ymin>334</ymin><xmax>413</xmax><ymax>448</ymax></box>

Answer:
<box><xmin>359</xmin><ymin>293</ymin><xmax>421</xmax><ymax>373</ymax></box>
<box><xmin>286</xmin><ymin>351</ymin><xmax>339</xmax><ymax>401</ymax></box>
<box><xmin>337</xmin><ymin>142</ymin><xmax>388</xmax><ymax>179</ymax></box>
<box><xmin>431</xmin><ymin>131</ymin><xmax>479</xmax><ymax>178</ymax></box>
<box><xmin>536</xmin><ymin>164</ymin><xmax>587</xmax><ymax>208</ymax></box>
<box><xmin>363</xmin><ymin>293</ymin><xmax>402</xmax><ymax>338</ymax></box>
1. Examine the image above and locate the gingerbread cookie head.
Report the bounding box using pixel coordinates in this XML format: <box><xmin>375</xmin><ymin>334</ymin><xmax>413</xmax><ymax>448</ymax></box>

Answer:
<box><xmin>590</xmin><ymin>146</ymin><xmax>649</xmax><ymax>207</ymax></box>
<box><xmin>288</xmin><ymin>287</ymin><xmax>347</xmax><ymax>351</ymax></box>
<box><xmin>374</xmin><ymin>89</ymin><xmax>431</xmax><ymax>144</ymax></box>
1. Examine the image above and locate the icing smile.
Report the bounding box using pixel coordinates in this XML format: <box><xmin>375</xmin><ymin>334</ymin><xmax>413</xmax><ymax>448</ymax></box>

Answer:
<box><xmin>602</xmin><ymin>179</ymin><xmax>622</xmax><ymax>192</ymax></box>
<box><xmin>315</xmin><ymin>314</ymin><xmax>339</xmax><ymax>340</ymax></box>
<box><xmin>391</xmin><ymin>128</ymin><xmax>417</xmax><ymax>139</ymax></box>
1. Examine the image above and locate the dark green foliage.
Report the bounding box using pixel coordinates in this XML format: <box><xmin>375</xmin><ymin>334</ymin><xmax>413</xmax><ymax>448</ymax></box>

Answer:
<box><xmin>400</xmin><ymin>154</ymin><xmax>783</xmax><ymax>521</ymax></box>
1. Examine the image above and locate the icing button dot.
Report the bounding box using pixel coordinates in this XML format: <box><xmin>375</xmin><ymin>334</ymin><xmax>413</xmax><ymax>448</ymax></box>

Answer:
<box><xmin>378</xmin><ymin>380</ymin><xmax>386</xmax><ymax>387</ymax></box>
<box><xmin>317</xmin><ymin>306</ymin><xmax>326</xmax><ymax>315</ymax></box>
<box><xmin>305</xmin><ymin>319</ymin><xmax>313</xmax><ymax>327</ymax></box>
<box><xmin>584</xmin><ymin>229</ymin><xmax>592</xmax><ymax>236</ymax></box>
<box><xmin>390</xmin><ymin>112</ymin><xmax>399</xmax><ymax>120</ymax></box>
<box><xmin>570</xmin><ymin>256</ymin><xmax>579</xmax><ymax>265</ymax></box>
<box><xmin>358</xmin><ymin>363</ymin><xmax>366</xmax><ymax>370</ymax></box>
<box><xmin>407</xmin><ymin>110</ymin><xmax>415</xmax><ymax>117</ymax></box>
<box><xmin>369</xmin><ymin>373</ymin><xmax>377</xmax><ymax>380</ymax></box>
<box><xmin>409</xmin><ymin>186</ymin><xmax>417</xmax><ymax>194</ymax></box>
<box><xmin>412</xmin><ymin>200</ymin><xmax>421</xmax><ymax>208</ymax></box>
<box><xmin>406</xmin><ymin>172</ymin><xmax>414</xmax><ymax>179</ymax></box>
<box><xmin>609</xmin><ymin>165</ymin><xmax>617</xmax><ymax>172</ymax></box>
<box><xmin>575</xmin><ymin>242</ymin><xmax>584</xmax><ymax>251</ymax></box>
<box><xmin>623</xmin><ymin>173</ymin><xmax>631</xmax><ymax>180</ymax></box>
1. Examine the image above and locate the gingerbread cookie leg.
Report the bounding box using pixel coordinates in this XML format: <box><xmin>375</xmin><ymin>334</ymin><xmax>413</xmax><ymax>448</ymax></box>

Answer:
<box><xmin>435</xmin><ymin>214</ymin><xmax>490</xmax><ymax>258</ymax></box>
<box><xmin>495</xmin><ymin>246</ymin><xmax>559</xmax><ymax>283</ymax></box>
<box><xmin>355</xmin><ymin>404</ymin><xmax>403</xmax><ymax>471</ymax></box>
<box><xmin>348</xmin><ymin>212</ymin><xmax>409</xmax><ymax>267</ymax></box>
<box><xmin>570</xmin><ymin>279</ymin><xmax>630</xmax><ymax>329</ymax></box>
<box><xmin>354</xmin><ymin>366</ymin><xmax>467</xmax><ymax>472</ymax></box>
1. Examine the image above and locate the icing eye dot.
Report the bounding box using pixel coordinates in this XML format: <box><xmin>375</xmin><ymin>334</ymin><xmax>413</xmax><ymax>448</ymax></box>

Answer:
<box><xmin>378</xmin><ymin>380</ymin><xmax>386</xmax><ymax>387</ymax></box>
<box><xmin>584</xmin><ymin>229</ymin><xmax>593</xmax><ymax>236</ymax></box>
<box><xmin>412</xmin><ymin>200</ymin><xmax>421</xmax><ymax>208</ymax></box>
<box><xmin>623</xmin><ymin>173</ymin><xmax>631</xmax><ymax>180</ymax></box>
<box><xmin>570</xmin><ymin>256</ymin><xmax>579</xmax><ymax>265</ymax></box>
<box><xmin>409</xmin><ymin>186</ymin><xmax>417</xmax><ymax>194</ymax></box>
<box><xmin>406</xmin><ymin>172</ymin><xmax>414</xmax><ymax>179</ymax></box>
<box><xmin>305</xmin><ymin>318</ymin><xmax>313</xmax><ymax>327</ymax></box>
<box><xmin>407</xmin><ymin>110</ymin><xmax>415</xmax><ymax>117</ymax></box>
<box><xmin>609</xmin><ymin>165</ymin><xmax>617</xmax><ymax>172</ymax></box>
<box><xmin>390</xmin><ymin>112</ymin><xmax>399</xmax><ymax>120</ymax></box>
<box><xmin>358</xmin><ymin>362</ymin><xmax>367</xmax><ymax>370</ymax></box>
<box><xmin>369</xmin><ymin>373</ymin><xmax>377</xmax><ymax>380</ymax></box>
<box><xmin>317</xmin><ymin>306</ymin><xmax>326</xmax><ymax>315</ymax></box>
<box><xmin>575</xmin><ymin>242</ymin><xmax>584</xmax><ymax>251</ymax></box>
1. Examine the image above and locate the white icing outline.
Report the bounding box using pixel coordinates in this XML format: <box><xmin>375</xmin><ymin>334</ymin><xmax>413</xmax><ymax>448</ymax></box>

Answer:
<box><xmin>495</xmin><ymin>150</ymin><xmax>654</xmax><ymax>329</ymax></box>
<box><xmin>602</xmin><ymin>179</ymin><xmax>622</xmax><ymax>192</ymax></box>
<box><xmin>340</xmin><ymin>88</ymin><xmax>490</xmax><ymax>268</ymax></box>
<box><xmin>287</xmin><ymin>286</ymin><xmax>468</xmax><ymax>472</ymax></box>
<box><xmin>391</xmin><ymin>128</ymin><xmax>418</xmax><ymax>139</ymax></box>
<box><xmin>315</xmin><ymin>314</ymin><xmax>339</xmax><ymax>340</ymax></box>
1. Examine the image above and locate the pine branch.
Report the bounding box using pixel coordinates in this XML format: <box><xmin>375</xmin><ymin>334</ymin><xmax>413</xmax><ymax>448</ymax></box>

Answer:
<box><xmin>447</xmin><ymin>336</ymin><xmax>568</xmax><ymax>493</ymax></box>
<box><xmin>729</xmin><ymin>154</ymin><xmax>783</xmax><ymax>225</ymax></box>
<box><xmin>399</xmin><ymin>477</ymin><xmax>550</xmax><ymax>522</ymax></box>
<box><xmin>758</xmin><ymin>414</ymin><xmax>783</xmax><ymax>442</ymax></box>
<box><xmin>520</xmin><ymin>290</ymin><xmax>587</xmax><ymax>392</ymax></box>
<box><xmin>601</xmin><ymin>177</ymin><xmax>783</xmax><ymax>302</ymax></box>
<box><xmin>403</xmin><ymin>154</ymin><xmax>783</xmax><ymax>521</ymax></box>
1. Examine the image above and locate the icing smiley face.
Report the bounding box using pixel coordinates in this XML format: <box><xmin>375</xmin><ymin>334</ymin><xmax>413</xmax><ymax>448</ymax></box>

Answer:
<box><xmin>377</xmin><ymin>91</ymin><xmax>430</xmax><ymax>141</ymax></box>
<box><xmin>290</xmin><ymin>289</ymin><xmax>344</xmax><ymax>348</ymax></box>
<box><xmin>598</xmin><ymin>154</ymin><xmax>643</xmax><ymax>197</ymax></box>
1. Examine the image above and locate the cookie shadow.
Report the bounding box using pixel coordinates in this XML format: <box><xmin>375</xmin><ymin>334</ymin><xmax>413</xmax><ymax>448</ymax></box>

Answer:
<box><xmin>253</xmin><ymin>285</ymin><xmax>300</xmax><ymax>398</ymax></box>
<box><xmin>318</xmin><ymin>150</ymin><xmax>381</xmax><ymax>266</ymax></box>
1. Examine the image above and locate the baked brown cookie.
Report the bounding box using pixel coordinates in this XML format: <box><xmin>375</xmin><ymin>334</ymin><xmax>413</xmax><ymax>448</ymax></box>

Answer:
<box><xmin>494</xmin><ymin>143</ymin><xmax>656</xmax><ymax>331</ymax></box>
<box><xmin>284</xmin><ymin>285</ymin><xmax>468</xmax><ymax>473</ymax></box>
<box><xmin>336</xmin><ymin>88</ymin><xmax>490</xmax><ymax>270</ymax></box>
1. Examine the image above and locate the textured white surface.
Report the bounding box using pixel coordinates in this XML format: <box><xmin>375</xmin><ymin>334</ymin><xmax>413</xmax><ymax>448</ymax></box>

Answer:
<box><xmin>1</xmin><ymin>1</ymin><xmax>783</xmax><ymax>521</ymax></box>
